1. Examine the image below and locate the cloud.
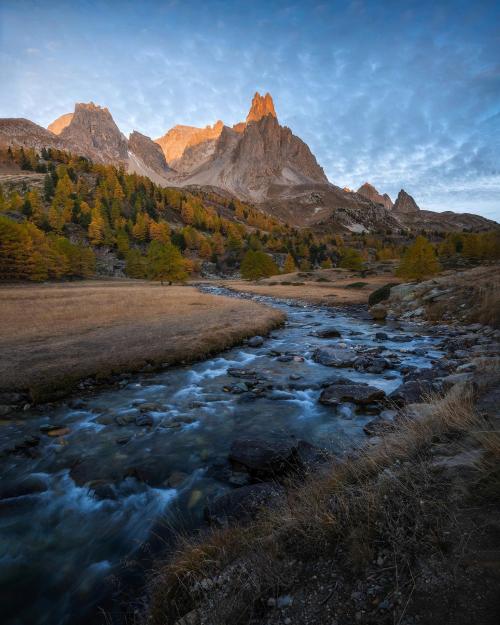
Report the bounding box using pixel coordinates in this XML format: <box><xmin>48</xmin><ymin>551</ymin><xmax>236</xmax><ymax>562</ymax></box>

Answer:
<box><xmin>0</xmin><ymin>0</ymin><xmax>498</xmax><ymax>220</ymax></box>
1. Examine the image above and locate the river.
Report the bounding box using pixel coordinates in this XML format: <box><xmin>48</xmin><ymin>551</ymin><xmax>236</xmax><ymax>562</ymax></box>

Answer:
<box><xmin>0</xmin><ymin>287</ymin><xmax>442</xmax><ymax>625</ymax></box>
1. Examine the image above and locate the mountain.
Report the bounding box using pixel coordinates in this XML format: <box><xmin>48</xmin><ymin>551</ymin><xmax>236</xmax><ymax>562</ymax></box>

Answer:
<box><xmin>59</xmin><ymin>102</ymin><xmax>128</xmax><ymax>164</ymax></box>
<box><xmin>0</xmin><ymin>95</ymin><xmax>497</xmax><ymax>234</ymax></box>
<box><xmin>127</xmin><ymin>131</ymin><xmax>170</xmax><ymax>176</ymax></box>
<box><xmin>166</xmin><ymin>92</ymin><xmax>328</xmax><ymax>203</ymax></box>
<box><xmin>246</xmin><ymin>91</ymin><xmax>276</xmax><ymax>123</ymax></box>
<box><xmin>393</xmin><ymin>189</ymin><xmax>420</xmax><ymax>213</ymax></box>
<box><xmin>357</xmin><ymin>182</ymin><xmax>393</xmax><ymax>209</ymax></box>
<box><xmin>0</xmin><ymin>118</ymin><xmax>69</xmax><ymax>151</ymax></box>
<box><xmin>156</xmin><ymin>121</ymin><xmax>224</xmax><ymax>173</ymax></box>
<box><xmin>47</xmin><ymin>112</ymin><xmax>74</xmax><ymax>135</ymax></box>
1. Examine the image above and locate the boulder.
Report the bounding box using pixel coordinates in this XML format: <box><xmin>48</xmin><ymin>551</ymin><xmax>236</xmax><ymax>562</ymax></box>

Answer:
<box><xmin>319</xmin><ymin>383</ymin><xmax>386</xmax><ymax>406</ymax></box>
<box><xmin>369</xmin><ymin>303</ymin><xmax>388</xmax><ymax>320</ymax></box>
<box><xmin>315</xmin><ymin>328</ymin><xmax>342</xmax><ymax>339</ymax></box>
<box><xmin>229</xmin><ymin>438</ymin><xmax>301</xmax><ymax>478</ymax></box>
<box><xmin>389</xmin><ymin>380</ymin><xmax>435</xmax><ymax>405</ymax></box>
<box><xmin>313</xmin><ymin>346</ymin><xmax>357</xmax><ymax>367</ymax></box>
<box><xmin>248</xmin><ymin>335</ymin><xmax>264</xmax><ymax>348</ymax></box>
<box><xmin>205</xmin><ymin>483</ymin><xmax>282</xmax><ymax>526</ymax></box>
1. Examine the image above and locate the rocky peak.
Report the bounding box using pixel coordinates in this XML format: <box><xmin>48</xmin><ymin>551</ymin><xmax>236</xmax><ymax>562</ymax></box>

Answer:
<box><xmin>357</xmin><ymin>182</ymin><xmax>393</xmax><ymax>209</ymax></box>
<box><xmin>47</xmin><ymin>113</ymin><xmax>74</xmax><ymax>135</ymax></box>
<box><xmin>393</xmin><ymin>189</ymin><xmax>420</xmax><ymax>213</ymax></box>
<box><xmin>128</xmin><ymin>131</ymin><xmax>170</xmax><ymax>175</ymax></box>
<box><xmin>246</xmin><ymin>92</ymin><xmax>277</xmax><ymax>124</ymax></box>
<box><xmin>60</xmin><ymin>102</ymin><xmax>128</xmax><ymax>163</ymax></box>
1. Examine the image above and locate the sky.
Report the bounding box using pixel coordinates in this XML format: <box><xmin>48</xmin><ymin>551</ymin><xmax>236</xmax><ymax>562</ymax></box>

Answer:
<box><xmin>1</xmin><ymin>0</ymin><xmax>499</xmax><ymax>220</ymax></box>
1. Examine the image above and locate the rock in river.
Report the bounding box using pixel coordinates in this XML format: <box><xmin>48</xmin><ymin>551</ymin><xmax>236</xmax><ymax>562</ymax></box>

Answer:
<box><xmin>319</xmin><ymin>382</ymin><xmax>386</xmax><ymax>406</ymax></box>
<box><xmin>229</xmin><ymin>438</ymin><xmax>301</xmax><ymax>478</ymax></box>
<box><xmin>247</xmin><ymin>335</ymin><xmax>264</xmax><ymax>348</ymax></box>
<box><xmin>313</xmin><ymin>346</ymin><xmax>357</xmax><ymax>367</ymax></box>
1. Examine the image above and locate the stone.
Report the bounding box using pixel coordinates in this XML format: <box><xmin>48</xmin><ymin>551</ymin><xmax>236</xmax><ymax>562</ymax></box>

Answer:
<box><xmin>229</xmin><ymin>438</ymin><xmax>301</xmax><ymax>478</ymax></box>
<box><xmin>363</xmin><ymin>417</ymin><xmax>395</xmax><ymax>436</ymax></box>
<box><xmin>315</xmin><ymin>328</ymin><xmax>342</xmax><ymax>338</ymax></box>
<box><xmin>389</xmin><ymin>380</ymin><xmax>436</xmax><ymax>405</ymax></box>
<box><xmin>167</xmin><ymin>471</ymin><xmax>189</xmax><ymax>488</ymax></box>
<box><xmin>319</xmin><ymin>383</ymin><xmax>386</xmax><ymax>406</ymax></box>
<box><xmin>46</xmin><ymin>427</ymin><xmax>70</xmax><ymax>437</ymax></box>
<box><xmin>135</xmin><ymin>414</ymin><xmax>154</xmax><ymax>427</ymax></box>
<box><xmin>369</xmin><ymin>303</ymin><xmax>387</xmax><ymax>320</ymax></box>
<box><xmin>313</xmin><ymin>346</ymin><xmax>357</xmax><ymax>367</ymax></box>
<box><xmin>115</xmin><ymin>413</ymin><xmax>136</xmax><ymax>426</ymax></box>
<box><xmin>375</xmin><ymin>332</ymin><xmax>388</xmax><ymax>340</ymax></box>
<box><xmin>247</xmin><ymin>335</ymin><xmax>264</xmax><ymax>347</ymax></box>
<box><xmin>205</xmin><ymin>483</ymin><xmax>282</xmax><ymax>526</ymax></box>
<box><xmin>227</xmin><ymin>368</ymin><xmax>258</xmax><ymax>379</ymax></box>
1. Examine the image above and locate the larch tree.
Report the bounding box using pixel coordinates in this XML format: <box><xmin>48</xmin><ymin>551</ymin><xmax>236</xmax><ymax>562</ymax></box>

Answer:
<box><xmin>146</xmin><ymin>240</ymin><xmax>188</xmax><ymax>284</ymax></box>
<box><xmin>396</xmin><ymin>236</ymin><xmax>441</xmax><ymax>281</ymax></box>
<box><xmin>283</xmin><ymin>253</ymin><xmax>297</xmax><ymax>273</ymax></box>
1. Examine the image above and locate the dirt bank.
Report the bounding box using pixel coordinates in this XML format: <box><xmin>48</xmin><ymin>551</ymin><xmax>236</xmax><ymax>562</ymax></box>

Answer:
<box><xmin>0</xmin><ymin>280</ymin><xmax>284</xmax><ymax>405</ymax></box>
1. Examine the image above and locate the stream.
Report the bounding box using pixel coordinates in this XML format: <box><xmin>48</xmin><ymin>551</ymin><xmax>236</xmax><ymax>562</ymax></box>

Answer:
<box><xmin>0</xmin><ymin>287</ymin><xmax>443</xmax><ymax>625</ymax></box>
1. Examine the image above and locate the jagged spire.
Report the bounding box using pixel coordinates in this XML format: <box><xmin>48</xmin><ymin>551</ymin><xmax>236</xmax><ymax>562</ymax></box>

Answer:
<box><xmin>246</xmin><ymin>92</ymin><xmax>277</xmax><ymax>123</ymax></box>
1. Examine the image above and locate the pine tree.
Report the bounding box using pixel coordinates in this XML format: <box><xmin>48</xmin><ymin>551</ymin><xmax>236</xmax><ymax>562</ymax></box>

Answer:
<box><xmin>125</xmin><ymin>249</ymin><xmax>146</xmax><ymax>278</ymax></box>
<box><xmin>339</xmin><ymin>247</ymin><xmax>364</xmax><ymax>271</ymax></box>
<box><xmin>283</xmin><ymin>253</ymin><xmax>297</xmax><ymax>273</ymax></box>
<box><xmin>240</xmin><ymin>250</ymin><xmax>279</xmax><ymax>280</ymax></box>
<box><xmin>88</xmin><ymin>208</ymin><xmax>105</xmax><ymax>245</ymax></box>
<box><xmin>146</xmin><ymin>240</ymin><xmax>188</xmax><ymax>284</ymax></box>
<box><xmin>396</xmin><ymin>236</ymin><xmax>441</xmax><ymax>281</ymax></box>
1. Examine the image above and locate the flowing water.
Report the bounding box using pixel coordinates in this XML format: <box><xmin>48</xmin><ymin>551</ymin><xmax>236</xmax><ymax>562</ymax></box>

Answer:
<box><xmin>0</xmin><ymin>288</ymin><xmax>443</xmax><ymax>625</ymax></box>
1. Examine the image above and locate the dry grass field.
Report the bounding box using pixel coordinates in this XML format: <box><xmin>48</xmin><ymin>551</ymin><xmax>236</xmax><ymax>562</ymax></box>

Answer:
<box><xmin>220</xmin><ymin>267</ymin><xmax>401</xmax><ymax>306</ymax></box>
<box><xmin>0</xmin><ymin>280</ymin><xmax>284</xmax><ymax>401</ymax></box>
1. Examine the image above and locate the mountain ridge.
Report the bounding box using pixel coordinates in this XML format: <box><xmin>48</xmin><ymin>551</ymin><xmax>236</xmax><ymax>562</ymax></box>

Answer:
<box><xmin>0</xmin><ymin>94</ymin><xmax>497</xmax><ymax>233</ymax></box>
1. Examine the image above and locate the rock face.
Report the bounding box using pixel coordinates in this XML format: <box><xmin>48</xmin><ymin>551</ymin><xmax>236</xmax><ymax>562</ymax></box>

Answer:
<box><xmin>155</xmin><ymin>121</ymin><xmax>224</xmax><ymax>171</ymax></box>
<box><xmin>47</xmin><ymin>113</ymin><xmax>74</xmax><ymax>135</ymax></box>
<box><xmin>0</xmin><ymin>118</ymin><xmax>69</xmax><ymax>151</ymax></box>
<box><xmin>357</xmin><ymin>182</ymin><xmax>393</xmax><ymax>209</ymax></box>
<box><xmin>128</xmin><ymin>131</ymin><xmax>170</xmax><ymax>175</ymax></box>
<box><xmin>169</xmin><ymin>94</ymin><xmax>328</xmax><ymax>202</ymax></box>
<box><xmin>393</xmin><ymin>189</ymin><xmax>420</xmax><ymax>214</ymax></box>
<box><xmin>60</xmin><ymin>102</ymin><xmax>128</xmax><ymax>164</ymax></box>
<box><xmin>246</xmin><ymin>91</ymin><xmax>277</xmax><ymax>123</ymax></box>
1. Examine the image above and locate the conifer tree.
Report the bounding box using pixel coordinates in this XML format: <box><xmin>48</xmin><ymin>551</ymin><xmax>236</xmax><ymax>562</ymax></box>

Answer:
<box><xmin>88</xmin><ymin>208</ymin><xmax>106</xmax><ymax>245</ymax></box>
<box><xmin>146</xmin><ymin>240</ymin><xmax>188</xmax><ymax>284</ymax></box>
<box><xmin>396</xmin><ymin>236</ymin><xmax>441</xmax><ymax>280</ymax></box>
<box><xmin>240</xmin><ymin>250</ymin><xmax>279</xmax><ymax>280</ymax></box>
<box><xmin>283</xmin><ymin>253</ymin><xmax>297</xmax><ymax>273</ymax></box>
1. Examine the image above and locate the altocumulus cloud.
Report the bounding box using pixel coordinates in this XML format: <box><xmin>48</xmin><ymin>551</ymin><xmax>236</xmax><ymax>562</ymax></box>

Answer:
<box><xmin>0</xmin><ymin>0</ymin><xmax>498</xmax><ymax>219</ymax></box>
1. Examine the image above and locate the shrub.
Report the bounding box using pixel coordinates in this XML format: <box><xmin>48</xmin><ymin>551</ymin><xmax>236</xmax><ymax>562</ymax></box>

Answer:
<box><xmin>368</xmin><ymin>282</ymin><xmax>399</xmax><ymax>306</ymax></box>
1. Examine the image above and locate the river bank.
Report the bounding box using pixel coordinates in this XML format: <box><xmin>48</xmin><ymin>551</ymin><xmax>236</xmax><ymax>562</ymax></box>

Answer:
<box><xmin>0</xmin><ymin>280</ymin><xmax>284</xmax><ymax>409</ymax></box>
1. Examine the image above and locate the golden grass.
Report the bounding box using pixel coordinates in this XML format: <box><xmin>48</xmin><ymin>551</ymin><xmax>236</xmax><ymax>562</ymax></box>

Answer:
<box><xmin>149</xmin><ymin>382</ymin><xmax>495</xmax><ymax>624</ymax></box>
<box><xmin>219</xmin><ymin>268</ymin><xmax>400</xmax><ymax>306</ymax></box>
<box><xmin>0</xmin><ymin>279</ymin><xmax>285</xmax><ymax>401</ymax></box>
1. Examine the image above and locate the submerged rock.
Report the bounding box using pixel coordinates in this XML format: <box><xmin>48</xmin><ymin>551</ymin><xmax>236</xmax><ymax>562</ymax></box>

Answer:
<box><xmin>319</xmin><ymin>383</ymin><xmax>386</xmax><ymax>406</ymax></box>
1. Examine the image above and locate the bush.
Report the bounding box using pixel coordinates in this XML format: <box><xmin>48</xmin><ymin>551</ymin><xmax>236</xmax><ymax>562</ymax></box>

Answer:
<box><xmin>368</xmin><ymin>282</ymin><xmax>399</xmax><ymax>306</ymax></box>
